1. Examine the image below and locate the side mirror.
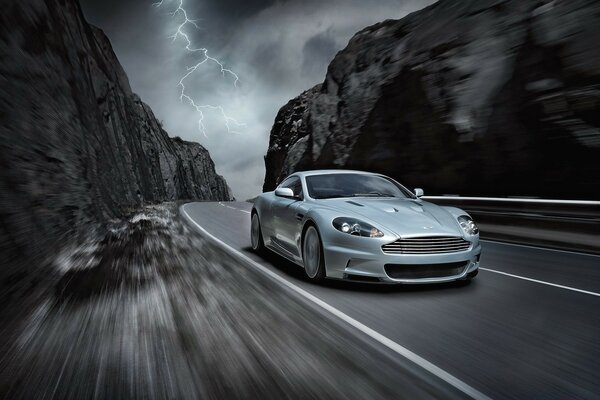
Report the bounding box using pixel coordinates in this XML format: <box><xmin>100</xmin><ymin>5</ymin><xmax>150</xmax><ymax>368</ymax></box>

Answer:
<box><xmin>414</xmin><ymin>188</ymin><xmax>424</xmax><ymax>198</ymax></box>
<box><xmin>275</xmin><ymin>187</ymin><xmax>295</xmax><ymax>198</ymax></box>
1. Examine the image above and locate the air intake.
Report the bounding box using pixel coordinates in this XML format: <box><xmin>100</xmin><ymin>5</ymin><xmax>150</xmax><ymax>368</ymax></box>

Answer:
<box><xmin>384</xmin><ymin>261</ymin><xmax>469</xmax><ymax>279</ymax></box>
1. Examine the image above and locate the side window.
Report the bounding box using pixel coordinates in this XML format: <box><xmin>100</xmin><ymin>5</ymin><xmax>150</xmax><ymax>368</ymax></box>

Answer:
<box><xmin>280</xmin><ymin>176</ymin><xmax>304</xmax><ymax>199</ymax></box>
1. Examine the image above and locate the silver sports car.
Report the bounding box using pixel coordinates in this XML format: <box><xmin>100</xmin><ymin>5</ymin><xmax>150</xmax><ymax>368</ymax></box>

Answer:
<box><xmin>251</xmin><ymin>170</ymin><xmax>480</xmax><ymax>284</ymax></box>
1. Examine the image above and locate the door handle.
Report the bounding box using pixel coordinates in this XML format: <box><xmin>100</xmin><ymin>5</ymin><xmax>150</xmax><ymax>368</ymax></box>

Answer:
<box><xmin>295</xmin><ymin>213</ymin><xmax>304</xmax><ymax>221</ymax></box>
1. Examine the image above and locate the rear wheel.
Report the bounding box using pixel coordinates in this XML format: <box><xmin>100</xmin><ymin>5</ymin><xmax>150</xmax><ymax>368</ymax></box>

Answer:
<box><xmin>251</xmin><ymin>212</ymin><xmax>264</xmax><ymax>253</ymax></box>
<box><xmin>302</xmin><ymin>225</ymin><xmax>325</xmax><ymax>282</ymax></box>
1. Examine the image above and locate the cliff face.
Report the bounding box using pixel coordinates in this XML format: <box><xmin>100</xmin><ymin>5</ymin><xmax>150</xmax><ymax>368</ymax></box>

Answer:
<box><xmin>263</xmin><ymin>85</ymin><xmax>322</xmax><ymax>192</ymax></box>
<box><xmin>0</xmin><ymin>0</ymin><xmax>231</xmax><ymax>287</ymax></box>
<box><xmin>263</xmin><ymin>0</ymin><xmax>600</xmax><ymax>198</ymax></box>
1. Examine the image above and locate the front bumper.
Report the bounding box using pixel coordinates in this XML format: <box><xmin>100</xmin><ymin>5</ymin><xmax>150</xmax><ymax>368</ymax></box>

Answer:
<box><xmin>323</xmin><ymin>233</ymin><xmax>481</xmax><ymax>284</ymax></box>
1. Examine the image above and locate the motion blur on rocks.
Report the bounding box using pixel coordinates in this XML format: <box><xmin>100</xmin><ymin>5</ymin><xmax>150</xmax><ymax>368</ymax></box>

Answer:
<box><xmin>1</xmin><ymin>0</ymin><xmax>599</xmax><ymax>398</ymax></box>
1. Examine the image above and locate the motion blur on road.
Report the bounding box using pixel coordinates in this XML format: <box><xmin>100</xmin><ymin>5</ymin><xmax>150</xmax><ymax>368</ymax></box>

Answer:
<box><xmin>1</xmin><ymin>0</ymin><xmax>600</xmax><ymax>399</ymax></box>
<box><xmin>2</xmin><ymin>205</ymin><xmax>458</xmax><ymax>399</ymax></box>
<box><xmin>182</xmin><ymin>201</ymin><xmax>600</xmax><ymax>399</ymax></box>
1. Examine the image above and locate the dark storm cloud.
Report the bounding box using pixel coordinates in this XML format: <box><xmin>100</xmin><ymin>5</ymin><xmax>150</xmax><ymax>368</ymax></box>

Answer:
<box><xmin>81</xmin><ymin>0</ymin><xmax>278</xmax><ymax>21</ymax></box>
<box><xmin>249</xmin><ymin>40</ymin><xmax>287</xmax><ymax>83</ymax></box>
<box><xmin>80</xmin><ymin>0</ymin><xmax>152</xmax><ymax>28</ymax></box>
<box><xmin>302</xmin><ymin>29</ymin><xmax>338</xmax><ymax>78</ymax></box>
<box><xmin>202</xmin><ymin>0</ymin><xmax>280</xmax><ymax>23</ymax></box>
<box><xmin>79</xmin><ymin>0</ymin><xmax>433</xmax><ymax>200</ymax></box>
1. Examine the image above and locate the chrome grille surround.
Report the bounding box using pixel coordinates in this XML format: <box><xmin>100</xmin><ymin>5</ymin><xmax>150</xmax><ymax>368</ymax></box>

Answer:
<box><xmin>382</xmin><ymin>236</ymin><xmax>471</xmax><ymax>254</ymax></box>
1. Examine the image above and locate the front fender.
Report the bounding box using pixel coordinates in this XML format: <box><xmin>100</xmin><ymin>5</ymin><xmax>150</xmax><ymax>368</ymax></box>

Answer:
<box><xmin>442</xmin><ymin>206</ymin><xmax>471</xmax><ymax>219</ymax></box>
<box><xmin>441</xmin><ymin>206</ymin><xmax>480</xmax><ymax>241</ymax></box>
<box><xmin>252</xmin><ymin>193</ymin><xmax>276</xmax><ymax>239</ymax></box>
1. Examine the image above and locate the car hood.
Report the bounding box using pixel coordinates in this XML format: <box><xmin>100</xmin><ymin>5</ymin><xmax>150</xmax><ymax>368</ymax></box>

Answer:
<box><xmin>319</xmin><ymin>198</ymin><xmax>463</xmax><ymax>237</ymax></box>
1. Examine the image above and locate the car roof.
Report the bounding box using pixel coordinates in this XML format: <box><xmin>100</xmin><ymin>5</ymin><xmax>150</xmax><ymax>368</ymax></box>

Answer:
<box><xmin>291</xmin><ymin>169</ymin><xmax>380</xmax><ymax>178</ymax></box>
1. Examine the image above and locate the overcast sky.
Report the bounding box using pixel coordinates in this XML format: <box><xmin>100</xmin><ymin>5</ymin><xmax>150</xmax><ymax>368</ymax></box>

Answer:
<box><xmin>80</xmin><ymin>0</ymin><xmax>432</xmax><ymax>200</ymax></box>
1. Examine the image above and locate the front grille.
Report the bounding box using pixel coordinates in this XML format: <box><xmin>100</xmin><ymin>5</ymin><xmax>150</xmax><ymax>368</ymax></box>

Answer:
<box><xmin>382</xmin><ymin>236</ymin><xmax>471</xmax><ymax>254</ymax></box>
<box><xmin>384</xmin><ymin>262</ymin><xmax>468</xmax><ymax>280</ymax></box>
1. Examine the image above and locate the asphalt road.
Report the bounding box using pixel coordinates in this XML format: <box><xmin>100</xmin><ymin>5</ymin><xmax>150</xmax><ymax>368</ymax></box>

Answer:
<box><xmin>182</xmin><ymin>201</ymin><xmax>600</xmax><ymax>400</ymax></box>
<box><xmin>1</xmin><ymin>204</ymin><xmax>471</xmax><ymax>400</ymax></box>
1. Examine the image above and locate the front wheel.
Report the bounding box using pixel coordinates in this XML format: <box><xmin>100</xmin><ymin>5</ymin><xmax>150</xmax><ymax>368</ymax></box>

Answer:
<box><xmin>251</xmin><ymin>212</ymin><xmax>264</xmax><ymax>253</ymax></box>
<box><xmin>302</xmin><ymin>225</ymin><xmax>326</xmax><ymax>282</ymax></box>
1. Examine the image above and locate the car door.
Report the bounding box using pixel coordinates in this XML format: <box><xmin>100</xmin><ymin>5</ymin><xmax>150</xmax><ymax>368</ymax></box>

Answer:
<box><xmin>270</xmin><ymin>176</ymin><xmax>304</xmax><ymax>258</ymax></box>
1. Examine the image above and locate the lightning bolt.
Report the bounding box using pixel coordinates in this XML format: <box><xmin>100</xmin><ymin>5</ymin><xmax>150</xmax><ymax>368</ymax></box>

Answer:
<box><xmin>154</xmin><ymin>0</ymin><xmax>245</xmax><ymax>137</ymax></box>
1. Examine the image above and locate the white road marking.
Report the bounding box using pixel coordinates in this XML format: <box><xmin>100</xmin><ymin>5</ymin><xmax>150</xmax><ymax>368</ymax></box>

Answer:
<box><xmin>480</xmin><ymin>268</ymin><xmax>600</xmax><ymax>297</ymax></box>
<box><xmin>218</xmin><ymin>201</ymin><xmax>251</xmax><ymax>214</ymax></box>
<box><xmin>181</xmin><ymin>203</ymin><xmax>492</xmax><ymax>400</ymax></box>
<box><xmin>482</xmin><ymin>239</ymin><xmax>600</xmax><ymax>258</ymax></box>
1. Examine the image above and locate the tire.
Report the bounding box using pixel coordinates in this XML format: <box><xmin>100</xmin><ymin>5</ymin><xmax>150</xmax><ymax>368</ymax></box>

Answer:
<box><xmin>251</xmin><ymin>212</ymin><xmax>265</xmax><ymax>253</ymax></box>
<box><xmin>302</xmin><ymin>225</ymin><xmax>326</xmax><ymax>282</ymax></box>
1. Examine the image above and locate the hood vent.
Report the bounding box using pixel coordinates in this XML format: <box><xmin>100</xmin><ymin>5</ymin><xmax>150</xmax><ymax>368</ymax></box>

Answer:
<box><xmin>346</xmin><ymin>201</ymin><xmax>364</xmax><ymax>207</ymax></box>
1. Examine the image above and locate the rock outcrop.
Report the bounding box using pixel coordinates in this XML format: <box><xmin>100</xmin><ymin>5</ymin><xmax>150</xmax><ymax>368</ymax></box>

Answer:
<box><xmin>264</xmin><ymin>0</ymin><xmax>600</xmax><ymax>199</ymax></box>
<box><xmin>0</xmin><ymin>0</ymin><xmax>231</xmax><ymax>292</ymax></box>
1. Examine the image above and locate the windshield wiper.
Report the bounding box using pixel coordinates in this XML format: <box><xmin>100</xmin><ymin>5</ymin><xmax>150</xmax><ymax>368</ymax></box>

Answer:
<box><xmin>315</xmin><ymin>194</ymin><xmax>348</xmax><ymax>199</ymax></box>
<box><xmin>316</xmin><ymin>192</ymin><xmax>395</xmax><ymax>199</ymax></box>
<box><xmin>351</xmin><ymin>192</ymin><xmax>394</xmax><ymax>197</ymax></box>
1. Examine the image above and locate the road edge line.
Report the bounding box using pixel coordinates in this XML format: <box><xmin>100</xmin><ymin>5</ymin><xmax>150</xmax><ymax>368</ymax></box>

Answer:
<box><xmin>480</xmin><ymin>268</ymin><xmax>600</xmax><ymax>297</ymax></box>
<box><xmin>181</xmin><ymin>203</ymin><xmax>493</xmax><ymax>400</ymax></box>
<box><xmin>481</xmin><ymin>239</ymin><xmax>600</xmax><ymax>258</ymax></box>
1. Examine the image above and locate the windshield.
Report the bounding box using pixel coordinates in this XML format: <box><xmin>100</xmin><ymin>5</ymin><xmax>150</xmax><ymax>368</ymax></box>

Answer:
<box><xmin>305</xmin><ymin>173</ymin><xmax>415</xmax><ymax>199</ymax></box>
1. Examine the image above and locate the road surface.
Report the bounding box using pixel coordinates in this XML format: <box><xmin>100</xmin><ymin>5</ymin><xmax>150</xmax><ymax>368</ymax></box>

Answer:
<box><xmin>182</xmin><ymin>201</ymin><xmax>600</xmax><ymax>400</ymax></box>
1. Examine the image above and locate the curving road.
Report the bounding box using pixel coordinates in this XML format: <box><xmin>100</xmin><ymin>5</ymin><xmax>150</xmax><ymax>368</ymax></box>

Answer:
<box><xmin>182</xmin><ymin>201</ymin><xmax>600</xmax><ymax>400</ymax></box>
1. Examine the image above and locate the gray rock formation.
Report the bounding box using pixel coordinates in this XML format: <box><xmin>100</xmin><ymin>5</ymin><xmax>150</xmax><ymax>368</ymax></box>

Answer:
<box><xmin>263</xmin><ymin>85</ymin><xmax>322</xmax><ymax>192</ymax></box>
<box><xmin>264</xmin><ymin>0</ymin><xmax>600</xmax><ymax>199</ymax></box>
<box><xmin>0</xmin><ymin>0</ymin><xmax>231</xmax><ymax>295</ymax></box>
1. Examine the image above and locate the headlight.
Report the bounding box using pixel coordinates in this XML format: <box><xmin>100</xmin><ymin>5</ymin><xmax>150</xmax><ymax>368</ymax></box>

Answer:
<box><xmin>332</xmin><ymin>217</ymin><xmax>384</xmax><ymax>238</ymax></box>
<box><xmin>457</xmin><ymin>215</ymin><xmax>479</xmax><ymax>235</ymax></box>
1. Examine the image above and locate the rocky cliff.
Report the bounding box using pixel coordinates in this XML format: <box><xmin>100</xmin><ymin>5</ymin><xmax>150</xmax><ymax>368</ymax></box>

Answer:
<box><xmin>264</xmin><ymin>0</ymin><xmax>600</xmax><ymax>199</ymax></box>
<box><xmin>0</xmin><ymin>0</ymin><xmax>231</xmax><ymax>292</ymax></box>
